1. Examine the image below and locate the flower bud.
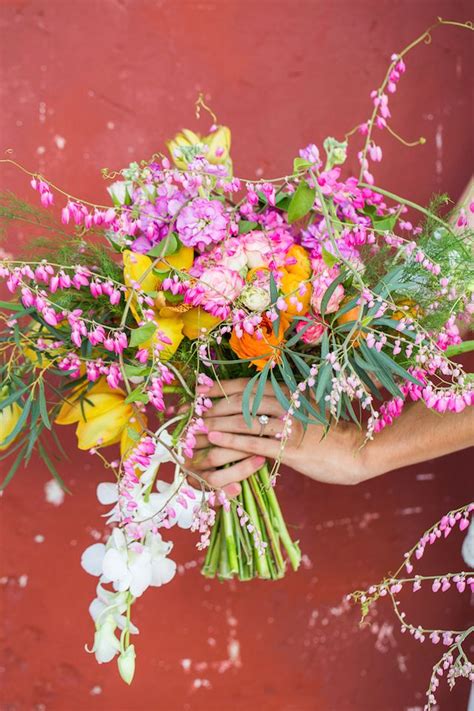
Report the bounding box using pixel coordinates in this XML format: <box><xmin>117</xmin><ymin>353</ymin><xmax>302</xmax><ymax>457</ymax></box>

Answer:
<box><xmin>0</xmin><ymin>397</ymin><xmax>22</xmax><ymax>451</ymax></box>
<box><xmin>118</xmin><ymin>644</ymin><xmax>136</xmax><ymax>685</ymax></box>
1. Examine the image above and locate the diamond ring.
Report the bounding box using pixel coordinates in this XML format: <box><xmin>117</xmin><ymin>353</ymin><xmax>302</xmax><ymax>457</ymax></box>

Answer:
<box><xmin>257</xmin><ymin>414</ymin><xmax>269</xmax><ymax>437</ymax></box>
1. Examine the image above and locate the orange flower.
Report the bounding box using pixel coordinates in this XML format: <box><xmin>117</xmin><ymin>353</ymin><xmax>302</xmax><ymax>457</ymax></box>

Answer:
<box><xmin>229</xmin><ymin>313</ymin><xmax>289</xmax><ymax>371</ymax></box>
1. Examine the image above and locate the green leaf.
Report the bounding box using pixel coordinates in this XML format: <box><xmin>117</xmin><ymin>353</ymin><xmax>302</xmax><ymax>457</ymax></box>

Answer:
<box><xmin>2</xmin><ymin>395</ymin><xmax>32</xmax><ymax>447</ymax></box>
<box><xmin>0</xmin><ymin>385</ymin><xmax>30</xmax><ymax>411</ymax></box>
<box><xmin>371</xmin><ymin>347</ymin><xmax>423</xmax><ymax>386</ymax></box>
<box><xmin>287</xmin><ymin>181</ymin><xmax>316</xmax><ymax>224</ymax></box>
<box><xmin>359</xmin><ymin>343</ymin><xmax>403</xmax><ymax>398</ymax></box>
<box><xmin>351</xmin><ymin>355</ymin><xmax>383</xmax><ymax>400</ymax></box>
<box><xmin>270</xmin><ymin>371</ymin><xmax>292</xmax><ymax>412</ymax></box>
<box><xmin>123</xmin><ymin>363</ymin><xmax>149</xmax><ymax>378</ymax></box>
<box><xmin>38</xmin><ymin>441</ymin><xmax>70</xmax><ymax>492</ymax></box>
<box><xmin>320</xmin><ymin>271</ymin><xmax>347</xmax><ymax>317</ymax></box>
<box><xmin>315</xmin><ymin>363</ymin><xmax>331</xmax><ymax>405</ymax></box>
<box><xmin>0</xmin><ymin>445</ymin><xmax>26</xmax><ymax>490</ymax></box>
<box><xmin>321</xmin><ymin>247</ymin><xmax>338</xmax><ymax>268</ymax></box>
<box><xmin>146</xmin><ymin>233</ymin><xmax>178</xmax><ymax>258</ymax></box>
<box><xmin>126</xmin><ymin>427</ymin><xmax>141</xmax><ymax>442</ymax></box>
<box><xmin>242</xmin><ymin>373</ymin><xmax>260</xmax><ymax>428</ymax></box>
<box><xmin>0</xmin><ymin>300</ymin><xmax>26</xmax><ymax>312</ymax></box>
<box><xmin>124</xmin><ymin>389</ymin><xmax>149</xmax><ymax>404</ymax></box>
<box><xmin>129</xmin><ymin>322</ymin><xmax>156</xmax><ymax>347</ymax></box>
<box><xmin>238</xmin><ymin>220</ymin><xmax>258</xmax><ymax>234</ymax></box>
<box><xmin>293</xmin><ymin>157</ymin><xmax>313</xmax><ymax>173</ymax></box>
<box><xmin>38</xmin><ymin>380</ymin><xmax>51</xmax><ymax>430</ymax></box>
<box><xmin>445</xmin><ymin>340</ymin><xmax>474</xmax><ymax>357</ymax></box>
<box><xmin>251</xmin><ymin>363</ymin><xmax>271</xmax><ymax>418</ymax></box>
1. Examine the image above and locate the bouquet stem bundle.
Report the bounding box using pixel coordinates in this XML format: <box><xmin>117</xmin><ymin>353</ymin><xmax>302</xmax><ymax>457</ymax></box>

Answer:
<box><xmin>202</xmin><ymin>463</ymin><xmax>301</xmax><ymax>580</ymax></box>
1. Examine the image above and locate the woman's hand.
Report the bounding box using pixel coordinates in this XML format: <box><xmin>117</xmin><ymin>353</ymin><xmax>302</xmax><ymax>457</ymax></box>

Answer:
<box><xmin>189</xmin><ymin>378</ymin><xmax>368</xmax><ymax>494</ymax></box>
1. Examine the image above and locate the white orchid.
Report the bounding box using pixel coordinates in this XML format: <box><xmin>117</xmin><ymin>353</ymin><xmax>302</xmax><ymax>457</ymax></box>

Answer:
<box><xmin>81</xmin><ymin>528</ymin><xmax>176</xmax><ymax>598</ymax></box>
<box><xmin>92</xmin><ymin>614</ymin><xmax>121</xmax><ymax>664</ymax></box>
<box><xmin>89</xmin><ymin>583</ymin><xmax>139</xmax><ymax>635</ymax></box>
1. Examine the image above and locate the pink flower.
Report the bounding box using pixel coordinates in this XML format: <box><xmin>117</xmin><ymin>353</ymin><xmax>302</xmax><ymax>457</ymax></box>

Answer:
<box><xmin>296</xmin><ymin>315</ymin><xmax>326</xmax><ymax>345</ymax></box>
<box><xmin>176</xmin><ymin>198</ymin><xmax>228</xmax><ymax>251</ymax></box>
<box><xmin>241</xmin><ymin>231</ymin><xmax>273</xmax><ymax>268</ymax></box>
<box><xmin>310</xmin><ymin>263</ymin><xmax>345</xmax><ymax>314</ymax></box>
<box><xmin>185</xmin><ymin>266</ymin><xmax>244</xmax><ymax>318</ymax></box>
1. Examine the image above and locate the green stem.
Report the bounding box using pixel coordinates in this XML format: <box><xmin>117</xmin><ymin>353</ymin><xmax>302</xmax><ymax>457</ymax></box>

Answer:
<box><xmin>248</xmin><ymin>473</ymin><xmax>286</xmax><ymax>576</ymax></box>
<box><xmin>258</xmin><ymin>465</ymin><xmax>301</xmax><ymax>572</ymax></box>
<box><xmin>202</xmin><ymin>510</ymin><xmax>221</xmax><ymax>578</ymax></box>
<box><xmin>222</xmin><ymin>505</ymin><xmax>239</xmax><ymax>575</ymax></box>
<box><xmin>241</xmin><ymin>479</ymin><xmax>271</xmax><ymax>579</ymax></box>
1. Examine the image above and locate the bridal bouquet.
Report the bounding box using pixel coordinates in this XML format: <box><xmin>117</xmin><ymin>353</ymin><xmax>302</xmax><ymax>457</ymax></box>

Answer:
<box><xmin>1</xmin><ymin>19</ymin><xmax>472</xmax><ymax>685</ymax></box>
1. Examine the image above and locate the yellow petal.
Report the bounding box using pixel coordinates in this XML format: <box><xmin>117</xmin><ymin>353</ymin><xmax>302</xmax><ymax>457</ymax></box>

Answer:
<box><xmin>181</xmin><ymin>307</ymin><xmax>221</xmax><ymax>339</ymax></box>
<box><xmin>155</xmin><ymin>244</ymin><xmax>194</xmax><ymax>273</ymax></box>
<box><xmin>203</xmin><ymin>126</ymin><xmax>231</xmax><ymax>163</ymax></box>
<box><xmin>76</xmin><ymin>402</ymin><xmax>133</xmax><ymax>450</ymax></box>
<box><xmin>120</xmin><ymin>412</ymin><xmax>148</xmax><ymax>459</ymax></box>
<box><xmin>123</xmin><ymin>250</ymin><xmax>160</xmax><ymax>294</ymax></box>
<box><xmin>55</xmin><ymin>392</ymin><xmax>125</xmax><ymax>425</ymax></box>
<box><xmin>280</xmin><ymin>271</ymin><xmax>312</xmax><ymax>317</ymax></box>
<box><xmin>153</xmin><ymin>317</ymin><xmax>185</xmax><ymax>360</ymax></box>
<box><xmin>0</xmin><ymin>402</ymin><xmax>22</xmax><ymax>451</ymax></box>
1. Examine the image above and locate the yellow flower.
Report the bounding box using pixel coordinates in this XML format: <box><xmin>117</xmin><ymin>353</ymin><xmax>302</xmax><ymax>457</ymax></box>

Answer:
<box><xmin>167</xmin><ymin>126</ymin><xmax>232</xmax><ymax>173</ymax></box>
<box><xmin>55</xmin><ymin>379</ymin><xmax>145</xmax><ymax>451</ymax></box>
<box><xmin>181</xmin><ymin>307</ymin><xmax>221</xmax><ymax>339</ymax></box>
<box><xmin>22</xmin><ymin>322</ymin><xmax>63</xmax><ymax>368</ymax></box>
<box><xmin>123</xmin><ymin>250</ymin><xmax>160</xmax><ymax>294</ymax></box>
<box><xmin>150</xmin><ymin>317</ymin><xmax>185</xmax><ymax>360</ymax></box>
<box><xmin>0</xmin><ymin>400</ymin><xmax>22</xmax><ymax>451</ymax></box>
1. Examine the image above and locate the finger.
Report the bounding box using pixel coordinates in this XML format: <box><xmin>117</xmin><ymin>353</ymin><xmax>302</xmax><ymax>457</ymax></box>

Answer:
<box><xmin>207</xmin><ymin>431</ymin><xmax>281</xmax><ymax>460</ymax></box>
<box><xmin>204</xmin><ymin>394</ymin><xmax>285</xmax><ymax>418</ymax></box>
<box><xmin>196</xmin><ymin>377</ymin><xmax>279</xmax><ymax>399</ymax></box>
<box><xmin>222</xmin><ymin>482</ymin><xmax>242</xmax><ymax>498</ymax></box>
<box><xmin>203</xmin><ymin>455</ymin><xmax>266</xmax><ymax>489</ymax></box>
<box><xmin>204</xmin><ymin>414</ymin><xmax>283</xmax><ymax>438</ymax></box>
<box><xmin>190</xmin><ymin>447</ymin><xmax>250</xmax><ymax>471</ymax></box>
<box><xmin>193</xmin><ymin>434</ymin><xmax>211</xmax><ymax>450</ymax></box>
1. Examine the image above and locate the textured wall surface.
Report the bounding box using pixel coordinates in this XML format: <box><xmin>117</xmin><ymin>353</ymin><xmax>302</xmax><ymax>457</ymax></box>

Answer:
<box><xmin>0</xmin><ymin>1</ymin><xmax>473</xmax><ymax>710</ymax></box>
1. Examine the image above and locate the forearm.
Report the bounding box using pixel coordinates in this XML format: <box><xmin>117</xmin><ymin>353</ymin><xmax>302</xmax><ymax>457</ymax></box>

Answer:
<box><xmin>362</xmin><ymin>401</ymin><xmax>474</xmax><ymax>481</ymax></box>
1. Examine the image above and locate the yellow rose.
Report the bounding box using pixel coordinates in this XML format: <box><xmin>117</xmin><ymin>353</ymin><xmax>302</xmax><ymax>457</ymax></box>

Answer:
<box><xmin>123</xmin><ymin>250</ymin><xmax>160</xmax><ymax>294</ymax></box>
<box><xmin>0</xmin><ymin>400</ymin><xmax>22</xmax><ymax>451</ymax></box>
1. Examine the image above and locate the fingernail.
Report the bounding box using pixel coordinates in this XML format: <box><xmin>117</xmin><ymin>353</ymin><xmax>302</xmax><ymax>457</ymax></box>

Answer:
<box><xmin>208</xmin><ymin>431</ymin><xmax>222</xmax><ymax>443</ymax></box>
<box><xmin>254</xmin><ymin>456</ymin><xmax>265</xmax><ymax>466</ymax></box>
<box><xmin>197</xmin><ymin>385</ymin><xmax>211</xmax><ymax>394</ymax></box>
<box><xmin>226</xmin><ymin>483</ymin><xmax>241</xmax><ymax>497</ymax></box>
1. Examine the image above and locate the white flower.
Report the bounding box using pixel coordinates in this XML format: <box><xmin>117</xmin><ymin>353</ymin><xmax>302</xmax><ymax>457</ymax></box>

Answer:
<box><xmin>240</xmin><ymin>284</ymin><xmax>271</xmax><ymax>312</ymax></box>
<box><xmin>81</xmin><ymin>528</ymin><xmax>176</xmax><ymax>598</ymax></box>
<box><xmin>89</xmin><ymin>583</ymin><xmax>139</xmax><ymax>635</ymax></box>
<box><xmin>93</xmin><ymin>615</ymin><xmax>121</xmax><ymax>664</ymax></box>
<box><xmin>117</xmin><ymin>644</ymin><xmax>136</xmax><ymax>685</ymax></box>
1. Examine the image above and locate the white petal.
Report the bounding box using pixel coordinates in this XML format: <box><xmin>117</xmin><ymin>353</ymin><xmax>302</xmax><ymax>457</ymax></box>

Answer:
<box><xmin>97</xmin><ymin>482</ymin><xmax>118</xmax><ymax>505</ymax></box>
<box><xmin>102</xmin><ymin>548</ymin><xmax>129</xmax><ymax>584</ymax></box>
<box><xmin>111</xmin><ymin>527</ymin><xmax>127</xmax><ymax>551</ymax></box>
<box><xmin>177</xmin><ymin>505</ymin><xmax>196</xmax><ymax>530</ymax></box>
<box><xmin>94</xmin><ymin>617</ymin><xmax>121</xmax><ymax>664</ymax></box>
<box><xmin>128</xmin><ymin>554</ymin><xmax>152</xmax><ymax>598</ymax></box>
<box><xmin>81</xmin><ymin>543</ymin><xmax>106</xmax><ymax>576</ymax></box>
<box><xmin>89</xmin><ymin>597</ymin><xmax>106</xmax><ymax>622</ymax></box>
<box><xmin>150</xmin><ymin>556</ymin><xmax>176</xmax><ymax>587</ymax></box>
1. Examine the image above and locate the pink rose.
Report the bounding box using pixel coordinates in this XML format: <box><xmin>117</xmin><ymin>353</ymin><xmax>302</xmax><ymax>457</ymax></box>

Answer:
<box><xmin>185</xmin><ymin>266</ymin><xmax>244</xmax><ymax>318</ymax></box>
<box><xmin>310</xmin><ymin>263</ymin><xmax>345</xmax><ymax>314</ymax></box>
<box><xmin>241</xmin><ymin>231</ymin><xmax>273</xmax><ymax>268</ymax></box>
<box><xmin>296</xmin><ymin>316</ymin><xmax>326</xmax><ymax>345</ymax></box>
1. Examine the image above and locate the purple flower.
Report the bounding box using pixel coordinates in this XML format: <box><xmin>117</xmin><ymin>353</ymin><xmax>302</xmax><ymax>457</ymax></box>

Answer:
<box><xmin>176</xmin><ymin>198</ymin><xmax>228</xmax><ymax>251</ymax></box>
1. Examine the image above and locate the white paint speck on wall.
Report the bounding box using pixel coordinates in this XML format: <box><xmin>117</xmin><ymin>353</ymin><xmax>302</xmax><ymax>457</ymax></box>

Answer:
<box><xmin>44</xmin><ymin>479</ymin><xmax>65</xmax><ymax>506</ymax></box>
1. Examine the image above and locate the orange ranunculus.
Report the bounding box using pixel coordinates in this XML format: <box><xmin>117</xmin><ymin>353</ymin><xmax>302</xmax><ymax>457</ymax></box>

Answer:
<box><xmin>280</xmin><ymin>271</ymin><xmax>312</xmax><ymax>317</ymax></box>
<box><xmin>229</xmin><ymin>313</ymin><xmax>290</xmax><ymax>371</ymax></box>
<box><xmin>285</xmin><ymin>245</ymin><xmax>312</xmax><ymax>279</ymax></box>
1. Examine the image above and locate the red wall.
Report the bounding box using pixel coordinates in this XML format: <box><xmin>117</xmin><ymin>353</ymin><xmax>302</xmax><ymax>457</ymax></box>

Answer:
<box><xmin>1</xmin><ymin>2</ymin><xmax>473</xmax><ymax>710</ymax></box>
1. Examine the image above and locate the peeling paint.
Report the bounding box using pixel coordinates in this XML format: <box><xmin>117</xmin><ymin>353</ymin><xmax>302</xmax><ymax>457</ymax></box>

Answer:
<box><xmin>44</xmin><ymin>479</ymin><xmax>65</xmax><ymax>506</ymax></box>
